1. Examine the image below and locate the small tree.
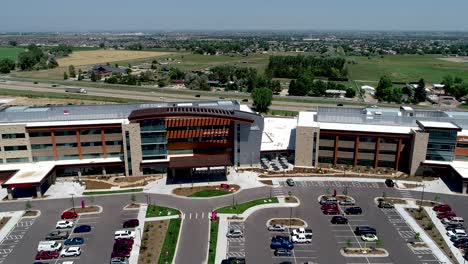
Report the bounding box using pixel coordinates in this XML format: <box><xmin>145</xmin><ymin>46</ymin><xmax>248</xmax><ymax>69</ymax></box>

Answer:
<box><xmin>63</xmin><ymin>72</ymin><xmax>68</xmax><ymax>80</ymax></box>
<box><xmin>25</xmin><ymin>201</ymin><xmax>32</xmax><ymax>211</ymax></box>
<box><xmin>414</xmin><ymin>232</ymin><xmax>421</xmax><ymax>241</ymax></box>
<box><xmin>90</xmin><ymin>71</ymin><xmax>98</xmax><ymax>82</ymax></box>
<box><xmin>434</xmin><ymin>194</ymin><xmax>441</xmax><ymax>202</ymax></box>
<box><xmin>346</xmin><ymin>239</ymin><xmax>352</xmax><ymax>248</ymax></box>
<box><xmin>68</xmin><ymin>65</ymin><xmax>76</xmax><ymax>78</ymax></box>
<box><xmin>130</xmin><ymin>193</ymin><xmax>136</xmax><ymax>204</ymax></box>
<box><xmin>251</xmin><ymin>87</ymin><xmax>273</xmax><ymax>113</ymax></box>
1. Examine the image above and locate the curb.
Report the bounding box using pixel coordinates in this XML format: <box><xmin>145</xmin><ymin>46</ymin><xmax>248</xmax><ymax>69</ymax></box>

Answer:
<box><xmin>146</xmin><ymin>215</ymin><xmax>180</xmax><ymax>221</ymax></box>
<box><xmin>0</xmin><ymin>211</ymin><xmax>24</xmax><ymax>243</ymax></box>
<box><xmin>266</xmin><ymin>217</ymin><xmax>308</xmax><ymax>228</ymax></box>
<box><xmin>340</xmin><ymin>248</ymin><xmax>389</xmax><ymax>257</ymax></box>
<box><xmin>64</xmin><ymin>205</ymin><xmax>103</xmax><ymax>215</ymax></box>
<box><xmin>129</xmin><ymin>204</ymin><xmax>147</xmax><ymax>264</ymax></box>
<box><xmin>123</xmin><ymin>203</ymin><xmax>143</xmax><ymax>211</ymax></box>
<box><xmin>22</xmin><ymin>210</ymin><xmax>41</xmax><ymax>219</ymax></box>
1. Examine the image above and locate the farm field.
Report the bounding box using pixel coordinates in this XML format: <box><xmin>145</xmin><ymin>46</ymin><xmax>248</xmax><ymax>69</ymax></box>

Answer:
<box><xmin>347</xmin><ymin>55</ymin><xmax>468</xmax><ymax>83</ymax></box>
<box><xmin>57</xmin><ymin>50</ymin><xmax>172</xmax><ymax>66</ymax></box>
<box><xmin>0</xmin><ymin>46</ymin><xmax>24</xmax><ymax>60</ymax></box>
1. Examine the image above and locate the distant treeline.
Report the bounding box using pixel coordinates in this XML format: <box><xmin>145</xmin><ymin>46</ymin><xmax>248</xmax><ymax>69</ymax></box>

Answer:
<box><xmin>266</xmin><ymin>55</ymin><xmax>348</xmax><ymax>79</ymax></box>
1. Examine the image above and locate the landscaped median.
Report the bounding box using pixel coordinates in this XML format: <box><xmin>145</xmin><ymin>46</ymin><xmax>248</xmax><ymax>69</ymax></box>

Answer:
<box><xmin>216</xmin><ymin>197</ymin><xmax>279</xmax><ymax>214</ymax></box>
<box><xmin>172</xmin><ymin>185</ymin><xmax>240</xmax><ymax>198</ymax></box>
<box><xmin>82</xmin><ymin>188</ymin><xmax>143</xmax><ymax>195</ymax></box>
<box><xmin>208</xmin><ymin>220</ymin><xmax>219</xmax><ymax>264</ymax></box>
<box><xmin>146</xmin><ymin>205</ymin><xmax>181</xmax><ymax>218</ymax></box>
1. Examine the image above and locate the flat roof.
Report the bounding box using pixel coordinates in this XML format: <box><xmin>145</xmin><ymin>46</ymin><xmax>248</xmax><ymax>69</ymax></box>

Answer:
<box><xmin>423</xmin><ymin>160</ymin><xmax>468</xmax><ymax>180</ymax></box>
<box><xmin>319</xmin><ymin>122</ymin><xmax>415</xmax><ymax>134</ymax></box>
<box><xmin>297</xmin><ymin>112</ymin><xmax>317</xmax><ymax>127</ymax></box>
<box><xmin>417</xmin><ymin>120</ymin><xmax>462</xmax><ymax>130</ymax></box>
<box><xmin>2</xmin><ymin>158</ymin><xmax>122</xmax><ymax>186</ymax></box>
<box><xmin>261</xmin><ymin>117</ymin><xmax>297</xmax><ymax>151</ymax></box>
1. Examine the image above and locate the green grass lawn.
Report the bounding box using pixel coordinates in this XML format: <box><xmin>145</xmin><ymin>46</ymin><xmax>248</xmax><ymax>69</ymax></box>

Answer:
<box><xmin>158</xmin><ymin>218</ymin><xmax>181</xmax><ymax>264</ymax></box>
<box><xmin>207</xmin><ymin>220</ymin><xmax>219</xmax><ymax>264</ymax></box>
<box><xmin>216</xmin><ymin>197</ymin><xmax>279</xmax><ymax>214</ymax></box>
<box><xmin>0</xmin><ymin>46</ymin><xmax>24</xmax><ymax>60</ymax></box>
<box><xmin>347</xmin><ymin>55</ymin><xmax>468</xmax><ymax>83</ymax></box>
<box><xmin>82</xmin><ymin>188</ymin><xmax>143</xmax><ymax>195</ymax></box>
<box><xmin>189</xmin><ymin>189</ymin><xmax>231</xmax><ymax>198</ymax></box>
<box><xmin>146</xmin><ymin>205</ymin><xmax>181</xmax><ymax>217</ymax></box>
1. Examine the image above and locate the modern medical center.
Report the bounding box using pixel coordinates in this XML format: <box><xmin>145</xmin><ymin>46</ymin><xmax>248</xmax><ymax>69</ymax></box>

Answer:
<box><xmin>1</xmin><ymin>100</ymin><xmax>468</xmax><ymax>198</ymax></box>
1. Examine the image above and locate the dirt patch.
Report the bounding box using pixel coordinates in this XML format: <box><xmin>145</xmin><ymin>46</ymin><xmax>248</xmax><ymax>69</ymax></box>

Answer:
<box><xmin>269</xmin><ymin>218</ymin><xmax>306</xmax><ymax>227</ymax></box>
<box><xmin>23</xmin><ymin>210</ymin><xmax>39</xmax><ymax>217</ymax></box>
<box><xmin>403</xmin><ymin>183</ymin><xmax>423</xmax><ymax>189</ymax></box>
<box><xmin>58</xmin><ymin>50</ymin><xmax>171</xmax><ymax>66</ymax></box>
<box><xmin>0</xmin><ymin>217</ymin><xmax>11</xmax><ymax>231</ymax></box>
<box><xmin>82</xmin><ymin>180</ymin><xmax>115</xmax><ymax>190</ymax></box>
<box><xmin>342</xmin><ymin>248</ymin><xmax>387</xmax><ymax>255</ymax></box>
<box><xmin>81</xmin><ymin>176</ymin><xmax>160</xmax><ymax>190</ymax></box>
<box><xmin>138</xmin><ymin>220</ymin><xmax>168</xmax><ymax>264</ymax></box>
<box><xmin>320</xmin><ymin>195</ymin><xmax>353</xmax><ymax>203</ymax></box>
<box><xmin>70</xmin><ymin>206</ymin><xmax>100</xmax><ymax>214</ymax></box>
<box><xmin>285</xmin><ymin>196</ymin><xmax>298</xmax><ymax>203</ymax></box>
<box><xmin>378</xmin><ymin>197</ymin><xmax>407</xmax><ymax>204</ymax></box>
<box><xmin>260</xmin><ymin>180</ymin><xmax>273</xmax><ymax>186</ymax></box>
<box><xmin>114</xmin><ymin>176</ymin><xmax>152</xmax><ymax>183</ymax></box>
<box><xmin>126</xmin><ymin>203</ymin><xmax>140</xmax><ymax>209</ymax></box>
<box><xmin>438</xmin><ymin>57</ymin><xmax>468</xmax><ymax>63</ymax></box>
<box><xmin>406</xmin><ymin>208</ymin><xmax>454</xmax><ymax>259</ymax></box>
<box><xmin>415</xmin><ymin>200</ymin><xmax>441</xmax><ymax>207</ymax></box>
<box><xmin>172</xmin><ymin>185</ymin><xmax>240</xmax><ymax>197</ymax></box>
<box><xmin>408</xmin><ymin>242</ymin><xmax>429</xmax><ymax>249</ymax></box>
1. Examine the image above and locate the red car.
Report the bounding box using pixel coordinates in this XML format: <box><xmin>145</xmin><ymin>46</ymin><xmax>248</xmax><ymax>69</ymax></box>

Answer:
<box><xmin>323</xmin><ymin>208</ymin><xmax>341</xmax><ymax>215</ymax></box>
<box><xmin>111</xmin><ymin>250</ymin><xmax>131</xmax><ymax>258</ymax></box>
<box><xmin>35</xmin><ymin>250</ymin><xmax>60</xmax><ymax>260</ymax></box>
<box><xmin>321</xmin><ymin>203</ymin><xmax>338</xmax><ymax>210</ymax></box>
<box><xmin>433</xmin><ymin>204</ymin><xmax>451</xmax><ymax>212</ymax></box>
<box><xmin>114</xmin><ymin>238</ymin><xmax>134</xmax><ymax>246</ymax></box>
<box><xmin>113</xmin><ymin>243</ymin><xmax>132</xmax><ymax>252</ymax></box>
<box><xmin>437</xmin><ymin>211</ymin><xmax>456</xmax><ymax>219</ymax></box>
<box><xmin>61</xmin><ymin>211</ymin><xmax>78</xmax><ymax>220</ymax></box>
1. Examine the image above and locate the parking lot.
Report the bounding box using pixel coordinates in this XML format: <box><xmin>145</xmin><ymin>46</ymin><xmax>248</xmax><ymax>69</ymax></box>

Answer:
<box><xmin>0</xmin><ymin>218</ymin><xmax>36</xmax><ymax>264</ymax></box>
<box><xmin>226</xmin><ymin>222</ymin><xmax>246</xmax><ymax>258</ymax></box>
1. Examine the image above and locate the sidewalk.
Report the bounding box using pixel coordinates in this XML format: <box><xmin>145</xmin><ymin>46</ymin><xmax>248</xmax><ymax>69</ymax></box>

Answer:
<box><xmin>395</xmin><ymin>178</ymin><xmax>455</xmax><ymax>195</ymax></box>
<box><xmin>129</xmin><ymin>204</ymin><xmax>148</xmax><ymax>264</ymax></box>
<box><xmin>0</xmin><ymin>211</ymin><xmax>24</xmax><ymax>243</ymax></box>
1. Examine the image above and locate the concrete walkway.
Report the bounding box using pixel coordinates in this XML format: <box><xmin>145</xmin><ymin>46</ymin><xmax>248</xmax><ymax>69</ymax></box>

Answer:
<box><xmin>0</xmin><ymin>211</ymin><xmax>24</xmax><ymax>243</ymax></box>
<box><xmin>394</xmin><ymin>204</ymin><xmax>452</xmax><ymax>264</ymax></box>
<box><xmin>129</xmin><ymin>204</ymin><xmax>147</xmax><ymax>264</ymax></box>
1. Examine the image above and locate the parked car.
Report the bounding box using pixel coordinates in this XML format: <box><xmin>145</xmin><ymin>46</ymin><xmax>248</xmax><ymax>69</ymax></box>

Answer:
<box><xmin>226</xmin><ymin>228</ymin><xmax>243</xmax><ymax>238</ymax></box>
<box><xmin>445</xmin><ymin>223</ymin><xmax>465</xmax><ymax>230</ymax></box>
<box><xmin>331</xmin><ymin>216</ymin><xmax>348</xmax><ymax>224</ymax></box>
<box><xmin>355</xmin><ymin>226</ymin><xmax>377</xmax><ymax>236</ymax></box>
<box><xmin>115</xmin><ymin>230</ymin><xmax>136</xmax><ymax>240</ymax></box>
<box><xmin>268</xmin><ymin>224</ymin><xmax>286</xmax><ymax>232</ymax></box>
<box><xmin>114</xmin><ymin>238</ymin><xmax>134</xmax><ymax>246</ymax></box>
<box><xmin>385</xmin><ymin>179</ymin><xmax>395</xmax><ymax>187</ymax></box>
<box><xmin>56</xmin><ymin>220</ymin><xmax>74</xmax><ymax>229</ymax></box>
<box><xmin>123</xmin><ymin>219</ymin><xmax>139</xmax><ymax>228</ymax></box>
<box><xmin>73</xmin><ymin>225</ymin><xmax>91</xmax><ymax>233</ymax></box>
<box><xmin>320</xmin><ymin>197</ymin><xmax>337</xmax><ymax>205</ymax></box>
<box><xmin>321</xmin><ymin>203</ymin><xmax>338</xmax><ymax>210</ymax></box>
<box><xmin>61</xmin><ymin>211</ymin><xmax>78</xmax><ymax>219</ymax></box>
<box><xmin>345</xmin><ymin>207</ymin><xmax>363</xmax><ymax>215</ymax></box>
<box><xmin>291</xmin><ymin>234</ymin><xmax>312</xmax><ymax>243</ymax></box>
<box><xmin>270</xmin><ymin>238</ymin><xmax>294</xmax><ymax>250</ymax></box>
<box><xmin>111</xmin><ymin>250</ymin><xmax>131</xmax><ymax>258</ymax></box>
<box><xmin>64</xmin><ymin>237</ymin><xmax>84</xmax><ymax>246</ymax></box>
<box><xmin>221</xmin><ymin>257</ymin><xmax>245</xmax><ymax>264</ymax></box>
<box><xmin>378</xmin><ymin>201</ymin><xmax>395</xmax><ymax>208</ymax></box>
<box><xmin>60</xmin><ymin>247</ymin><xmax>81</xmax><ymax>257</ymax></box>
<box><xmin>291</xmin><ymin>228</ymin><xmax>313</xmax><ymax>236</ymax></box>
<box><xmin>45</xmin><ymin>230</ymin><xmax>69</xmax><ymax>241</ymax></box>
<box><xmin>438</xmin><ymin>211</ymin><xmax>457</xmax><ymax>219</ymax></box>
<box><xmin>286</xmin><ymin>178</ymin><xmax>295</xmax><ymax>186</ymax></box>
<box><xmin>323</xmin><ymin>208</ymin><xmax>340</xmax><ymax>215</ymax></box>
<box><xmin>274</xmin><ymin>248</ymin><xmax>292</xmax><ymax>256</ymax></box>
<box><xmin>35</xmin><ymin>250</ymin><xmax>60</xmax><ymax>260</ymax></box>
<box><xmin>195</xmin><ymin>94</ymin><xmax>201</xmax><ymax>98</ymax></box>
<box><xmin>361</xmin><ymin>234</ymin><xmax>379</xmax><ymax>242</ymax></box>
<box><xmin>453</xmin><ymin>237</ymin><xmax>468</xmax><ymax>244</ymax></box>
<box><xmin>447</xmin><ymin>229</ymin><xmax>467</xmax><ymax>239</ymax></box>
<box><xmin>37</xmin><ymin>241</ymin><xmax>62</xmax><ymax>252</ymax></box>
<box><xmin>442</xmin><ymin>217</ymin><xmax>464</xmax><ymax>225</ymax></box>
<box><xmin>113</xmin><ymin>243</ymin><xmax>132</xmax><ymax>252</ymax></box>
<box><xmin>110</xmin><ymin>257</ymin><xmax>129</xmax><ymax>264</ymax></box>
<box><xmin>339</xmin><ymin>199</ymin><xmax>355</xmax><ymax>206</ymax></box>
<box><xmin>433</xmin><ymin>204</ymin><xmax>452</xmax><ymax>212</ymax></box>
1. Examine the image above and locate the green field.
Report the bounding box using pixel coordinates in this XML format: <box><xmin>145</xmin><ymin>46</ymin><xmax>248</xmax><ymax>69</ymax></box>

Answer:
<box><xmin>0</xmin><ymin>46</ymin><xmax>24</xmax><ymax>60</ymax></box>
<box><xmin>348</xmin><ymin>55</ymin><xmax>468</xmax><ymax>83</ymax></box>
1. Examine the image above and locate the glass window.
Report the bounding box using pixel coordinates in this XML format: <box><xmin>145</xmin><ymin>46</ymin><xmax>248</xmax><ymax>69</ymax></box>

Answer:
<box><xmin>106</xmin><ymin>141</ymin><xmax>123</xmax><ymax>146</ymax></box>
<box><xmin>140</xmin><ymin>119</ymin><xmax>165</xmax><ymax>131</ymax></box>
<box><xmin>4</xmin><ymin>145</ymin><xmax>27</xmax><ymax>151</ymax></box>
<box><xmin>457</xmin><ymin>143</ymin><xmax>468</xmax><ymax>149</ymax></box>
<box><xmin>6</xmin><ymin>157</ymin><xmax>29</xmax><ymax>163</ymax></box>
<box><xmin>58</xmin><ymin>155</ymin><xmax>80</xmax><ymax>160</ymax></box>
<box><xmin>340</xmin><ymin>136</ymin><xmax>356</xmax><ymax>141</ymax></box>
<box><xmin>29</xmin><ymin>131</ymin><xmax>51</xmax><ymax>137</ymax></box>
<box><xmin>338</xmin><ymin>147</ymin><xmax>354</xmax><ymax>152</ymax></box>
<box><xmin>81</xmin><ymin>142</ymin><xmax>102</xmax><ymax>147</ymax></box>
<box><xmin>319</xmin><ymin>135</ymin><xmax>335</xmax><ymax>141</ymax></box>
<box><xmin>80</xmin><ymin>129</ymin><xmax>101</xmax><ymax>135</ymax></box>
<box><xmin>32</xmin><ymin>144</ymin><xmax>53</xmax><ymax>150</ymax></box>
<box><xmin>318</xmin><ymin>156</ymin><xmax>333</xmax><ymax>164</ymax></box>
<box><xmin>359</xmin><ymin>137</ymin><xmax>377</xmax><ymax>143</ymax></box>
<box><xmin>104</xmin><ymin>128</ymin><xmax>121</xmax><ymax>134</ymax></box>
<box><xmin>107</xmin><ymin>153</ymin><xmax>122</xmax><ymax>158</ymax></box>
<box><xmin>319</xmin><ymin>146</ymin><xmax>335</xmax><ymax>151</ymax></box>
<box><xmin>378</xmin><ymin>160</ymin><xmax>395</xmax><ymax>168</ymax></box>
<box><xmin>33</xmin><ymin>156</ymin><xmax>54</xmax><ymax>162</ymax></box>
<box><xmin>82</xmin><ymin>153</ymin><xmax>103</xmax><ymax>159</ymax></box>
<box><xmin>2</xmin><ymin>133</ymin><xmax>25</xmax><ymax>139</ymax></box>
<box><xmin>56</xmin><ymin>143</ymin><xmax>78</xmax><ymax>148</ymax></box>
<box><xmin>357</xmin><ymin>159</ymin><xmax>374</xmax><ymax>167</ymax></box>
<box><xmin>54</xmin><ymin>131</ymin><xmax>76</xmax><ymax>136</ymax></box>
<box><xmin>380</xmin><ymin>138</ymin><xmax>399</xmax><ymax>144</ymax></box>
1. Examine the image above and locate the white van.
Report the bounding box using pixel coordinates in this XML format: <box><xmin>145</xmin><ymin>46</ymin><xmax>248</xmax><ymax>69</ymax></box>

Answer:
<box><xmin>114</xmin><ymin>230</ymin><xmax>135</xmax><ymax>240</ymax></box>
<box><xmin>37</xmin><ymin>241</ymin><xmax>62</xmax><ymax>252</ymax></box>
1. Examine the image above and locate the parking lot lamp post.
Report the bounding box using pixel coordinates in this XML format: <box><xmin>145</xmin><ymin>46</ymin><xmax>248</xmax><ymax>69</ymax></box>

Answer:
<box><xmin>419</xmin><ymin>178</ymin><xmax>426</xmax><ymax>210</ymax></box>
<box><xmin>289</xmin><ymin>206</ymin><xmax>292</xmax><ymax>228</ymax></box>
<box><xmin>70</xmin><ymin>194</ymin><xmax>76</xmax><ymax>213</ymax></box>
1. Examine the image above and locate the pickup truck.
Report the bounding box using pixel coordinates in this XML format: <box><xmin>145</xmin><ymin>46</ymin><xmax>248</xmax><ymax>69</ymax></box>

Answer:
<box><xmin>291</xmin><ymin>228</ymin><xmax>313</xmax><ymax>236</ymax></box>
<box><xmin>45</xmin><ymin>230</ymin><xmax>69</xmax><ymax>240</ymax></box>
<box><xmin>291</xmin><ymin>234</ymin><xmax>312</xmax><ymax>243</ymax></box>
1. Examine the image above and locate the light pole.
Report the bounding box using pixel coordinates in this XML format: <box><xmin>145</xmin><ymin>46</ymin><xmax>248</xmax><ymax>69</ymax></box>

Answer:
<box><xmin>70</xmin><ymin>194</ymin><xmax>76</xmax><ymax>213</ymax></box>
<box><xmin>288</xmin><ymin>191</ymin><xmax>293</xmax><ymax>227</ymax></box>
<box><xmin>419</xmin><ymin>179</ymin><xmax>426</xmax><ymax>210</ymax></box>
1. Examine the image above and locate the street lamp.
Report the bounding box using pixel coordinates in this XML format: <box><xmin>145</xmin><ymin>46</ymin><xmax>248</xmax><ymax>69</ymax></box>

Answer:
<box><xmin>70</xmin><ymin>194</ymin><xmax>76</xmax><ymax>213</ymax></box>
<box><xmin>419</xmin><ymin>178</ymin><xmax>426</xmax><ymax>210</ymax></box>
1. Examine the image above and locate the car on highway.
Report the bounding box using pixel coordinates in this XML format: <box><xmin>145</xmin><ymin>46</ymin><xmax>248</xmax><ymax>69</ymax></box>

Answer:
<box><xmin>437</xmin><ymin>211</ymin><xmax>457</xmax><ymax>219</ymax></box>
<box><xmin>45</xmin><ymin>230</ymin><xmax>69</xmax><ymax>241</ymax></box>
<box><xmin>361</xmin><ymin>233</ymin><xmax>379</xmax><ymax>242</ymax></box>
<box><xmin>56</xmin><ymin>220</ymin><xmax>74</xmax><ymax>229</ymax></box>
<box><xmin>73</xmin><ymin>225</ymin><xmax>91</xmax><ymax>233</ymax></box>
<box><xmin>35</xmin><ymin>250</ymin><xmax>60</xmax><ymax>260</ymax></box>
<box><xmin>110</xmin><ymin>257</ymin><xmax>129</xmax><ymax>264</ymax></box>
<box><xmin>433</xmin><ymin>204</ymin><xmax>452</xmax><ymax>212</ymax></box>
<box><xmin>323</xmin><ymin>207</ymin><xmax>340</xmax><ymax>215</ymax></box>
<box><xmin>339</xmin><ymin>199</ymin><xmax>355</xmax><ymax>206</ymax></box>
<box><xmin>355</xmin><ymin>226</ymin><xmax>377</xmax><ymax>236</ymax></box>
<box><xmin>61</xmin><ymin>211</ymin><xmax>78</xmax><ymax>219</ymax></box>
<box><xmin>345</xmin><ymin>207</ymin><xmax>363</xmax><ymax>215</ymax></box>
<box><xmin>385</xmin><ymin>179</ymin><xmax>395</xmax><ymax>187</ymax></box>
<box><xmin>274</xmin><ymin>248</ymin><xmax>292</xmax><ymax>256</ymax></box>
<box><xmin>378</xmin><ymin>201</ymin><xmax>395</xmax><ymax>208</ymax></box>
<box><xmin>115</xmin><ymin>230</ymin><xmax>136</xmax><ymax>240</ymax></box>
<box><xmin>64</xmin><ymin>237</ymin><xmax>84</xmax><ymax>246</ymax></box>
<box><xmin>123</xmin><ymin>219</ymin><xmax>139</xmax><ymax>228</ymax></box>
<box><xmin>286</xmin><ymin>178</ymin><xmax>295</xmax><ymax>186</ymax></box>
<box><xmin>331</xmin><ymin>216</ymin><xmax>348</xmax><ymax>224</ymax></box>
<box><xmin>60</xmin><ymin>247</ymin><xmax>81</xmax><ymax>257</ymax></box>
<box><xmin>226</xmin><ymin>228</ymin><xmax>243</xmax><ymax>238</ymax></box>
<box><xmin>268</xmin><ymin>224</ymin><xmax>286</xmax><ymax>232</ymax></box>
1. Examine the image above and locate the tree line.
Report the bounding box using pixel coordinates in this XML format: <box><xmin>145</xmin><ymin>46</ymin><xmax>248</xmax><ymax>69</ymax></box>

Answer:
<box><xmin>288</xmin><ymin>72</ymin><xmax>353</xmax><ymax>97</ymax></box>
<box><xmin>265</xmin><ymin>55</ymin><xmax>348</xmax><ymax>79</ymax></box>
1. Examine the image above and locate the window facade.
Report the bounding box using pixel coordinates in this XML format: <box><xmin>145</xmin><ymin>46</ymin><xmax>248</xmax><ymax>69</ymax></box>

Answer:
<box><xmin>4</xmin><ymin>145</ymin><xmax>27</xmax><ymax>151</ymax></box>
<box><xmin>2</xmin><ymin>133</ymin><xmax>25</xmax><ymax>139</ymax></box>
<box><xmin>425</xmin><ymin>130</ymin><xmax>457</xmax><ymax>161</ymax></box>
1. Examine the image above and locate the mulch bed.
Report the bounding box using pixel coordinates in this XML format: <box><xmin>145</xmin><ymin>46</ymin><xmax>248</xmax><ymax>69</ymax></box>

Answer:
<box><xmin>23</xmin><ymin>210</ymin><xmax>39</xmax><ymax>217</ymax></box>
<box><xmin>343</xmin><ymin>248</ymin><xmax>386</xmax><ymax>255</ymax></box>
<box><xmin>378</xmin><ymin>197</ymin><xmax>407</xmax><ymax>204</ymax></box>
<box><xmin>70</xmin><ymin>206</ymin><xmax>100</xmax><ymax>214</ymax></box>
<box><xmin>285</xmin><ymin>196</ymin><xmax>298</xmax><ymax>203</ymax></box>
<box><xmin>138</xmin><ymin>220</ymin><xmax>168</xmax><ymax>264</ymax></box>
<box><xmin>269</xmin><ymin>218</ymin><xmax>305</xmax><ymax>227</ymax></box>
<box><xmin>260</xmin><ymin>180</ymin><xmax>273</xmax><ymax>186</ymax></box>
<box><xmin>126</xmin><ymin>203</ymin><xmax>140</xmax><ymax>209</ymax></box>
<box><xmin>173</xmin><ymin>185</ymin><xmax>240</xmax><ymax>197</ymax></box>
<box><xmin>0</xmin><ymin>217</ymin><xmax>11</xmax><ymax>231</ymax></box>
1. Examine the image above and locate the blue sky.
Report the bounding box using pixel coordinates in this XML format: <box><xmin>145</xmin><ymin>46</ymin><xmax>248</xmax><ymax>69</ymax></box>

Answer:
<box><xmin>2</xmin><ymin>0</ymin><xmax>468</xmax><ymax>31</ymax></box>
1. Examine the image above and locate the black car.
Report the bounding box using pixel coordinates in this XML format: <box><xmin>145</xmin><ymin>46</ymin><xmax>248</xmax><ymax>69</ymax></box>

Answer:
<box><xmin>123</xmin><ymin>219</ymin><xmax>139</xmax><ymax>228</ymax></box>
<box><xmin>274</xmin><ymin>248</ymin><xmax>292</xmax><ymax>256</ymax></box>
<box><xmin>385</xmin><ymin>179</ymin><xmax>395</xmax><ymax>187</ymax></box>
<box><xmin>331</xmin><ymin>216</ymin><xmax>348</xmax><ymax>224</ymax></box>
<box><xmin>221</xmin><ymin>257</ymin><xmax>246</xmax><ymax>264</ymax></box>
<box><xmin>464</xmin><ymin>251</ymin><xmax>468</xmax><ymax>260</ymax></box>
<box><xmin>345</xmin><ymin>207</ymin><xmax>363</xmax><ymax>215</ymax></box>
<box><xmin>355</xmin><ymin>226</ymin><xmax>377</xmax><ymax>236</ymax></box>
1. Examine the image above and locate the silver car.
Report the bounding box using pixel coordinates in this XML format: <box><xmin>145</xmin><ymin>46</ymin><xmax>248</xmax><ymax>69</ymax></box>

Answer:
<box><xmin>268</xmin><ymin>224</ymin><xmax>286</xmax><ymax>232</ymax></box>
<box><xmin>226</xmin><ymin>228</ymin><xmax>243</xmax><ymax>238</ymax></box>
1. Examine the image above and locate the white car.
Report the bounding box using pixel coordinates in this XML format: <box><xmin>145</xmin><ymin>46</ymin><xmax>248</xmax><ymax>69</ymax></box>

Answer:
<box><xmin>60</xmin><ymin>246</ymin><xmax>81</xmax><ymax>257</ymax></box>
<box><xmin>291</xmin><ymin>228</ymin><xmax>313</xmax><ymax>236</ymax></box>
<box><xmin>268</xmin><ymin>224</ymin><xmax>285</xmax><ymax>232</ymax></box>
<box><xmin>115</xmin><ymin>230</ymin><xmax>136</xmax><ymax>240</ymax></box>
<box><xmin>447</xmin><ymin>229</ymin><xmax>467</xmax><ymax>238</ymax></box>
<box><xmin>56</xmin><ymin>220</ymin><xmax>74</xmax><ymax>229</ymax></box>
<box><xmin>361</xmin><ymin>233</ymin><xmax>379</xmax><ymax>242</ymax></box>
